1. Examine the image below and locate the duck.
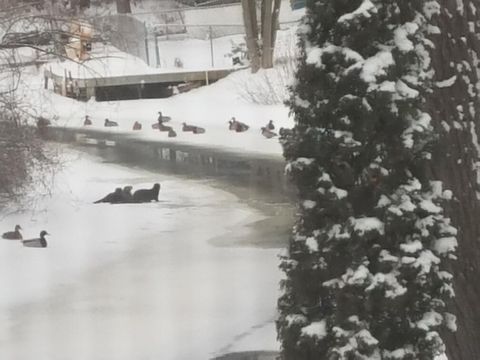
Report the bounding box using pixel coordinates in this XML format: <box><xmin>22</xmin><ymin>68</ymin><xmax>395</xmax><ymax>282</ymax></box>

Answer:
<box><xmin>133</xmin><ymin>121</ymin><xmax>142</xmax><ymax>130</ymax></box>
<box><xmin>193</xmin><ymin>126</ymin><xmax>205</xmax><ymax>134</ymax></box>
<box><xmin>261</xmin><ymin>127</ymin><xmax>277</xmax><ymax>139</ymax></box>
<box><xmin>157</xmin><ymin>111</ymin><xmax>171</xmax><ymax>122</ymax></box>
<box><xmin>2</xmin><ymin>225</ymin><xmax>22</xmax><ymax>240</ymax></box>
<box><xmin>158</xmin><ymin>123</ymin><xmax>173</xmax><ymax>132</ymax></box>
<box><xmin>22</xmin><ymin>230</ymin><xmax>49</xmax><ymax>248</ymax></box>
<box><xmin>182</xmin><ymin>122</ymin><xmax>196</xmax><ymax>132</ymax></box>
<box><xmin>266</xmin><ymin>120</ymin><xmax>275</xmax><ymax>130</ymax></box>
<box><xmin>182</xmin><ymin>123</ymin><xmax>205</xmax><ymax>134</ymax></box>
<box><xmin>229</xmin><ymin>118</ymin><xmax>249</xmax><ymax>132</ymax></box>
<box><xmin>104</xmin><ymin>118</ymin><xmax>118</xmax><ymax>127</ymax></box>
<box><xmin>37</xmin><ymin>116</ymin><xmax>51</xmax><ymax>127</ymax></box>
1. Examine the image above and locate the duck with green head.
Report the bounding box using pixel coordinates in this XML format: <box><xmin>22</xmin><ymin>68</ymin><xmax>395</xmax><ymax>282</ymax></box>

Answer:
<box><xmin>22</xmin><ymin>231</ymin><xmax>50</xmax><ymax>248</ymax></box>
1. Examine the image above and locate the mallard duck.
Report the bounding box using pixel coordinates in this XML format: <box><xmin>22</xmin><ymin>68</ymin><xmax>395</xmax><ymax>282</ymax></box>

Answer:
<box><xmin>2</xmin><ymin>225</ymin><xmax>22</xmax><ymax>240</ymax></box>
<box><xmin>22</xmin><ymin>231</ymin><xmax>49</xmax><ymax>248</ymax></box>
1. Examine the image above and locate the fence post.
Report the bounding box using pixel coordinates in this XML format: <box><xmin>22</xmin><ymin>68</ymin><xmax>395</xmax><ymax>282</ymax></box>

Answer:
<box><xmin>209</xmin><ymin>26</ymin><xmax>214</xmax><ymax>67</ymax></box>
<box><xmin>144</xmin><ymin>22</ymin><xmax>150</xmax><ymax>66</ymax></box>
<box><xmin>154</xmin><ymin>35</ymin><xmax>160</xmax><ymax>67</ymax></box>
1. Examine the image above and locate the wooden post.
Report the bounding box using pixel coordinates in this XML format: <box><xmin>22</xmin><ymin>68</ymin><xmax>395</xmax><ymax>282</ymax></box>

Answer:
<box><xmin>154</xmin><ymin>35</ymin><xmax>160</xmax><ymax>67</ymax></box>
<box><xmin>144</xmin><ymin>22</ymin><xmax>150</xmax><ymax>66</ymax></box>
<box><xmin>209</xmin><ymin>26</ymin><xmax>214</xmax><ymax>67</ymax></box>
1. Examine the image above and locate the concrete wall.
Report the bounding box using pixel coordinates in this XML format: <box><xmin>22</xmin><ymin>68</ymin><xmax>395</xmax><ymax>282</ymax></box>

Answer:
<box><xmin>47</xmin><ymin>127</ymin><xmax>292</xmax><ymax>197</ymax></box>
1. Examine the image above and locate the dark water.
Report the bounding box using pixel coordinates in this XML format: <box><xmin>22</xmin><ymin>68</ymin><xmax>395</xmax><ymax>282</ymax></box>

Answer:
<box><xmin>69</xmin><ymin>144</ymin><xmax>296</xmax><ymax>249</ymax></box>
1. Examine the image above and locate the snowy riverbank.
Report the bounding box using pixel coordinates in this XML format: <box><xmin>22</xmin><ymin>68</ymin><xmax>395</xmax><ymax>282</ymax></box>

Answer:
<box><xmin>0</xmin><ymin>146</ymin><xmax>284</xmax><ymax>359</ymax></box>
<box><xmin>8</xmin><ymin>25</ymin><xmax>298</xmax><ymax>158</ymax></box>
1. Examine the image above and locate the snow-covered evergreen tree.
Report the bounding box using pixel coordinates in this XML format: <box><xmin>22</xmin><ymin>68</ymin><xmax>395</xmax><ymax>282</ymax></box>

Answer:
<box><xmin>278</xmin><ymin>1</ymin><xmax>457</xmax><ymax>358</ymax></box>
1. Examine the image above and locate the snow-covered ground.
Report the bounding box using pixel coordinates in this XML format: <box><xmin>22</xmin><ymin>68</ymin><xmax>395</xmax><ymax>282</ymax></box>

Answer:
<box><xmin>2</xmin><ymin>16</ymin><xmax>299</xmax><ymax>158</ymax></box>
<box><xmin>47</xmin><ymin>37</ymin><xmax>243</xmax><ymax>78</ymax></box>
<box><xmin>17</xmin><ymin>56</ymin><xmax>294</xmax><ymax>157</ymax></box>
<box><xmin>46</xmin><ymin>25</ymin><xmax>296</xmax><ymax>76</ymax></box>
<box><xmin>0</xmin><ymin>147</ymin><xmax>282</xmax><ymax>359</ymax></box>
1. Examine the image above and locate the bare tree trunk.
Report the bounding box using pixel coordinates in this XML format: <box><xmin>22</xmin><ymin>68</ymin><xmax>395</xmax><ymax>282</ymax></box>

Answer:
<box><xmin>261</xmin><ymin>0</ymin><xmax>273</xmax><ymax>68</ymax></box>
<box><xmin>116</xmin><ymin>0</ymin><xmax>131</xmax><ymax>14</ymax></box>
<box><xmin>270</xmin><ymin>0</ymin><xmax>281</xmax><ymax>53</ymax></box>
<box><xmin>242</xmin><ymin>0</ymin><xmax>280</xmax><ymax>71</ymax></box>
<box><xmin>241</xmin><ymin>0</ymin><xmax>260</xmax><ymax>73</ymax></box>
<box><xmin>428</xmin><ymin>1</ymin><xmax>480</xmax><ymax>359</ymax></box>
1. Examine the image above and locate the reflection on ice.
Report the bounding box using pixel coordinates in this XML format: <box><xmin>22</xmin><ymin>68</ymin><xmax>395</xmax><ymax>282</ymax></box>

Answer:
<box><xmin>0</xmin><ymin>147</ymin><xmax>282</xmax><ymax>359</ymax></box>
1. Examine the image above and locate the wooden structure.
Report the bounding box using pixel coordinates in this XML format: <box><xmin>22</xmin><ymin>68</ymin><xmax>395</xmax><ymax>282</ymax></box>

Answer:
<box><xmin>44</xmin><ymin>67</ymin><xmax>241</xmax><ymax>101</ymax></box>
<box><xmin>65</xmin><ymin>21</ymin><xmax>94</xmax><ymax>61</ymax></box>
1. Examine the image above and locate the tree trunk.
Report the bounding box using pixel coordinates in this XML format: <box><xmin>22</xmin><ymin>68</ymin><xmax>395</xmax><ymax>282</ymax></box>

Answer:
<box><xmin>241</xmin><ymin>0</ymin><xmax>260</xmax><ymax>72</ymax></box>
<box><xmin>261</xmin><ymin>0</ymin><xmax>273</xmax><ymax>68</ymax></box>
<box><xmin>428</xmin><ymin>1</ymin><xmax>480</xmax><ymax>359</ymax></box>
<box><xmin>116</xmin><ymin>0</ymin><xmax>131</xmax><ymax>14</ymax></box>
<box><xmin>270</xmin><ymin>0</ymin><xmax>281</xmax><ymax>55</ymax></box>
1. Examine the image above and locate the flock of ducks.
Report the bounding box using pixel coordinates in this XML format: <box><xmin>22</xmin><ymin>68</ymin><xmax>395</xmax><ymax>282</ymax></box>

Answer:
<box><xmin>83</xmin><ymin>113</ymin><xmax>281</xmax><ymax>139</ymax></box>
<box><xmin>2</xmin><ymin>225</ymin><xmax>50</xmax><ymax>248</ymax></box>
<box><xmin>1</xmin><ymin>183</ymin><xmax>161</xmax><ymax>250</ymax></box>
<box><xmin>24</xmin><ymin>115</ymin><xmax>285</xmax><ymax>251</ymax></box>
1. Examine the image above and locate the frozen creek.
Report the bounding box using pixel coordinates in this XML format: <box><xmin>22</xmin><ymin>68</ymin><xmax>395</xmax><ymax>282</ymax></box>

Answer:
<box><xmin>0</xmin><ymin>146</ymin><xmax>286</xmax><ymax>360</ymax></box>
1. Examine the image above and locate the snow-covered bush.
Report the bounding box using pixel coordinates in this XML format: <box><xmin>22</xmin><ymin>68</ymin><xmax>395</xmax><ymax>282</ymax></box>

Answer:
<box><xmin>278</xmin><ymin>0</ymin><xmax>456</xmax><ymax>359</ymax></box>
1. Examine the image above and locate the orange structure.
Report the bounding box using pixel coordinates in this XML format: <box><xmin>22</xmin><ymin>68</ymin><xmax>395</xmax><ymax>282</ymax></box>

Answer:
<box><xmin>65</xmin><ymin>21</ymin><xmax>93</xmax><ymax>61</ymax></box>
